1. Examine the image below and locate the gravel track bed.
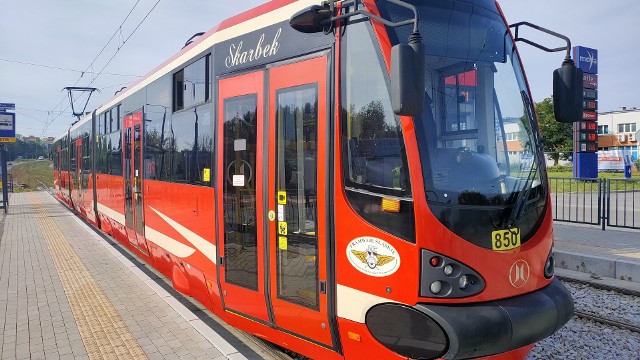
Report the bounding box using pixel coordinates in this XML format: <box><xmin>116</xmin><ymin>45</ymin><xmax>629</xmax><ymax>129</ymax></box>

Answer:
<box><xmin>566</xmin><ymin>281</ymin><xmax>640</xmax><ymax>327</ymax></box>
<box><xmin>527</xmin><ymin>280</ymin><xmax>640</xmax><ymax>359</ymax></box>
<box><xmin>527</xmin><ymin>317</ymin><xmax>640</xmax><ymax>359</ymax></box>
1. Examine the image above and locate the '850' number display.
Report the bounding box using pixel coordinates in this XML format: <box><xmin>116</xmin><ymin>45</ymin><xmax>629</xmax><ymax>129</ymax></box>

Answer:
<box><xmin>491</xmin><ymin>228</ymin><xmax>521</xmax><ymax>251</ymax></box>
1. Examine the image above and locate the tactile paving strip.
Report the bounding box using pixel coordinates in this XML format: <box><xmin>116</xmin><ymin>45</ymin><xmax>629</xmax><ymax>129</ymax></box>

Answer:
<box><xmin>30</xmin><ymin>194</ymin><xmax>148</xmax><ymax>360</ymax></box>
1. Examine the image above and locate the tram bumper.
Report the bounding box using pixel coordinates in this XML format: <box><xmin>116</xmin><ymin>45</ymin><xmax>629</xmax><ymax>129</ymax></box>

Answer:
<box><xmin>365</xmin><ymin>278</ymin><xmax>573</xmax><ymax>360</ymax></box>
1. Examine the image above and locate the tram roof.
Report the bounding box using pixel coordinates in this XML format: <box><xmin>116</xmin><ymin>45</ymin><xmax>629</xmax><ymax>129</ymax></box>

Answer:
<box><xmin>69</xmin><ymin>113</ymin><xmax>92</xmax><ymax>133</ymax></box>
<box><xmin>93</xmin><ymin>0</ymin><xmax>313</xmax><ymax>116</ymax></box>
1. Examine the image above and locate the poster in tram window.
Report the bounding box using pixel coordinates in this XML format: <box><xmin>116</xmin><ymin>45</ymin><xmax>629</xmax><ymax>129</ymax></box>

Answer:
<box><xmin>598</xmin><ymin>150</ymin><xmax>625</xmax><ymax>172</ymax></box>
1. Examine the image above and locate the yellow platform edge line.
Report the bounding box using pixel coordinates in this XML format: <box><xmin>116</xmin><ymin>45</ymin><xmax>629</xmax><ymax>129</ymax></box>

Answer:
<box><xmin>30</xmin><ymin>193</ymin><xmax>148</xmax><ymax>360</ymax></box>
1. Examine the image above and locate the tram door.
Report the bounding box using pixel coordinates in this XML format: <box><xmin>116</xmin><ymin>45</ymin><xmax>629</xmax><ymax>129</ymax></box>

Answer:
<box><xmin>266</xmin><ymin>55</ymin><xmax>331</xmax><ymax>346</ymax></box>
<box><xmin>123</xmin><ymin>110</ymin><xmax>149</xmax><ymax>254</ymax></box>
<box><xmin>217</xmin><ymin>55</ymin><xmax>332</xmax><ymax>346</ymax></box>
<box><xmin>218</xmin><ymin>71</ymin><xmax>270</xmax><ymax>323</ymax></box>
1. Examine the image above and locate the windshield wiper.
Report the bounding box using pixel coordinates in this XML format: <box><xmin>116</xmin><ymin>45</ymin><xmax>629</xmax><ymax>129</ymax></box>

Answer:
<box><xmin>505</xmin><ymin>90</ymin><xmax>541</xmax><ymax>228</ymax></box>
<box><xmin>506</xmin><ymin>162</ymin><xmax>535</xmax><ymax>227</ymax></box>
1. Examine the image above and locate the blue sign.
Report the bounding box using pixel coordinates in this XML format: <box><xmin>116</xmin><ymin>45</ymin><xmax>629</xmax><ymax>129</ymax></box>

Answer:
<box><xmin>0</xmin><ymin>112</ymin><xmax>16</xmax><ymax>140</ymax></box>
<box><xmin>0</xmin><ymin>103</ymin><xmax>15</xmax><ymax>110</ymax></box>
<box><xmin>573</xmin><ymin>46</ymin><xmax>598</xmax><ymax>74</ymax></box>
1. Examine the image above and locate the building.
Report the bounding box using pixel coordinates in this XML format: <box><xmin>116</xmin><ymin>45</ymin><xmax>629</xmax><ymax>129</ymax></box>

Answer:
<box><xmin>21</xmin><ymin>135</ymin><xmax>40</xmax><ymax>142</ymax></box>
<box><xmin>503</xmin><ymin>120</ymin><xmax>526</xmax><ymax>163</ymax></box>
<box><xmin>597</xmin><ymin>107</ymin><xmax>639</xmax><ymax>160</ymax></box>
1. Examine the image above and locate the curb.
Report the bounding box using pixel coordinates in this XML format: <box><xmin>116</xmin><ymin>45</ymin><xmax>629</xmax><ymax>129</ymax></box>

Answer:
<box><xmin>555</xmin><ymin>250</ymin><xmax>640</xmax><ymax>284</ymax></box>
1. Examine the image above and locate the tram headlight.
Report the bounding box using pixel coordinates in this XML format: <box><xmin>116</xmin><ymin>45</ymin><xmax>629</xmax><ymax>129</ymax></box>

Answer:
<box><xmin>443</xmin><ymin>264</ymin><xmax>454</xmax><ymax>276</ymax></box>
<box><xmin>458</xmin><ymin>275</ymin><xmax>469</xmax><ymax>290</ymax></box>
<box><xmin>421</xmin><ymin>249</ymin><xmax>485</xmax><ymax>298</ymax></box>
<box><xmin>430</xmin><ymin>281</ymin><xmax>442</xmax><ymax>294</ymax></box>
<box><xmin>544</xmin><ymin>245</ymin><xmax>555</xmax><ymax>279</ymax></box>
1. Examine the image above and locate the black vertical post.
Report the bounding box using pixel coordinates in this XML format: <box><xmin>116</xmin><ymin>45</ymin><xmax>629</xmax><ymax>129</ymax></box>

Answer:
<box><xmin>1</xmin><ymin>144</ymin><xmax>8</xmax><ymax>213</ymax></box>
<box><xmin>601</xmin><ymin>178</ymin><xmax>606</xmax><ymax>231</ymax></box>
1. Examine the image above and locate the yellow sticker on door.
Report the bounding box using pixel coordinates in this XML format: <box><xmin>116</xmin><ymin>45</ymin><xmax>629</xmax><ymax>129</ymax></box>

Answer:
<box><xmin>277</xmin><ymin>191</ymin><xmax>287</xmax><ymax>204</ymax></box>
<box><xmin>279</xmin><ymin>236</ymin><xmax>288</xmax><ymax>251</ymax></box>
<box><xmin>278</xmin><ymin>222</ymin><xmax>288</xmax><ymax>235</ymax></box>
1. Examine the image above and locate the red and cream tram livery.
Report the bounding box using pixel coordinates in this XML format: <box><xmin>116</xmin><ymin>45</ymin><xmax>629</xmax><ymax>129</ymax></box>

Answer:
<box><xmin>53</xmin><ymin>0</ymin><xmax>578</xmax><ymax>359</ymax></box>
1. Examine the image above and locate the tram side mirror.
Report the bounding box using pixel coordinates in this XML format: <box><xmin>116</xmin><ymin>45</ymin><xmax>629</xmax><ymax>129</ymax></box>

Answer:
<box><xmin>391</xmin><ymin>35</ymin><xmax>425</xmax><ymax>116</ymax></box>
<box><xmin>553</xmin><ymin>59</ymin><xmax>583</xmax><ymax>123</ymax></box>
<box><xmin>289</xmin><ymin>5</ymin><xmax>332</xmax><ymax>33</ymax></box>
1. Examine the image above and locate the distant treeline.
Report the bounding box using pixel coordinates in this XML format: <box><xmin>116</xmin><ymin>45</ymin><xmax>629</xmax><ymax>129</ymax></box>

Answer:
<box><xmin>5</xmin><ymin>138</ymin><xmax>49</xmax><ymax>160</ymax></box>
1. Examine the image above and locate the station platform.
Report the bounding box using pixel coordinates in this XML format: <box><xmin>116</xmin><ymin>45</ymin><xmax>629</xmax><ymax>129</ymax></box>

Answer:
<box><xmin>553</xmin><ymin>222</ymin><xmax>640</xmax><ymax>290</ymax></box>
<box><xmin>0</xmin><ymin>191</ymin><xmax>288</xmax><ymax>360</ymax></box>
<box><xmin>1</xmin><ymin>191</ymin><xmax>639</xmax><ymax>359</ymax></box>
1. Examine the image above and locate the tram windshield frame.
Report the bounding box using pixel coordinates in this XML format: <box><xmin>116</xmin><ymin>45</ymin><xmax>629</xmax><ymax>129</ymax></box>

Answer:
<box><xmin>376</xmin><ymin>0</ymin><xmax>548</xmax><ymax>245</ymax></box>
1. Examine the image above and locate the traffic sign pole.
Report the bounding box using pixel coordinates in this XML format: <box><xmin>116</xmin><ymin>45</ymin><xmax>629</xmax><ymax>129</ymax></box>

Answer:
<box><xmin>0</xmin><ymin>103</ymin><xmax>15</xmax><ymax>212</ymax></box>
<box><xmin>1</xmin><ymin>144</ymin><xmax>8</xmax><ymax>213</ymax></box>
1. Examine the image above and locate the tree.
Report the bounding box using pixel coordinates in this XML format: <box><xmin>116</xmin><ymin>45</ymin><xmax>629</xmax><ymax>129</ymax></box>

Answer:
<box><xmin>535</xmin><ymin>97</ymin><xmax>573</xmax><ymax>166</ymax></box>
<box><xmin>6</xmin><ymin>136</ymin><xmax>48</xmax><ymax>161</ymax></box>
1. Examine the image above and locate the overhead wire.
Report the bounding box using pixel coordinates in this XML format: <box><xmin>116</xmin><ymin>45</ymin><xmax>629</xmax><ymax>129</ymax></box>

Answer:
<box><xmin>42</xmin><ymin>0</ymin><xmax>159</xmax><ymax>135</ymax></box>
<box><xmin>86</xmin><ymin>0</ymin><xmax>161</xmax><ymax>88</ymax></box>
<box><xmin>0</xmin><ymin>58</ymin><xmax>141</xmax><ymax>77</ymax></box>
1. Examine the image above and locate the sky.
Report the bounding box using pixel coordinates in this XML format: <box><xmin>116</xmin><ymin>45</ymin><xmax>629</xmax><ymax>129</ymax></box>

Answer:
<box><xmin>1</xmin><ymin>0</ymin><xmax>639</xmax><ymax>138</ymax></box>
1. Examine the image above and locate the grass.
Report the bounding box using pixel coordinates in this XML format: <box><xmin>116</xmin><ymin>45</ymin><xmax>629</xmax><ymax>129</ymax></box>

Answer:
<box><xmin>7</xmin><ymin>160</ymin><xmax>54</xmax><ymax>192</ymax></box>
<box><xmin>547</xmin><ymin>170</ymin><xmax>640</xmax><ymax>193</ymax></box>
<box><xmin>547</xmin><ymin>170</ymin><xmax>640</xmax><ymax>179</ymax></box>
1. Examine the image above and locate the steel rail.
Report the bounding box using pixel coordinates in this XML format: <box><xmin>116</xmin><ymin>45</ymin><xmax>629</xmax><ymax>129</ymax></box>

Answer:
<box><xmin>574</xmin><ymin>310</ymin><xmax>640</xmax><ymax>334</ymax></box>
<box><xmin>557</xmin><ymin>275</ymin><xmax>640</xmax><ymax>298</ymax></box>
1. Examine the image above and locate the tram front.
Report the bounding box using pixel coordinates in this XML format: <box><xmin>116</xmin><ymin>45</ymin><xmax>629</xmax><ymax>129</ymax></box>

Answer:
<box><xmin>291</xmin><ymin>0</ymin><xmax>577</xmax><ymax>359</ymax></box>
<box><xmin>366</xmin><ymin>1</ymin><xmax>575</xmax><ymax>358</ymax></box>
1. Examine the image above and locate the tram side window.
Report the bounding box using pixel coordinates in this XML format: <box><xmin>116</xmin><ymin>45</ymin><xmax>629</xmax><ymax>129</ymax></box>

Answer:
<box><xmin>342</xmin><ymin>24</ymin><xmax>408</xmax><ymax>192</ymax></box>
<box><xmin>109</xmin><ymin>106</ymin><xmax>120</xmax><ymax>132</ymax></box>
<box><xmin>82</xmin><ymin>133</ymin><xmax>91</xmax><ymax>188</ymax></box>
<box><xmin>144</xmin><ymin>109</ymin><xmax>171</xmax><ymax>182</ymax></box>
<box><xmin>341</xmin><ymin>19</ymin><xmax>415</xmax><ymax>242</ymax></box>
<box><xmin>168</xmin><ymin>105</ymin><xmax>213</xmax><ymax>185</ymax></box>
<box><xmin>95</xmin><ymin>135</ymin><xmax>109</xmax><ymax>174</ymax></box>
<box><xmin>145</xmin><ymin>75</ymin><xmax>174</xmax><ymax>182</ymax></box>
<box><xmin>109</xmin><ymin>131</ymin><xmax>122</xmax><ymax>176</ymax></box>
<box><xmin>70</xmin><ymin>140</ymin><xmax>76</xmax><ymax>172</ymax></box>
<box><xmin>173</xmin><ymin>55</ymin><xmax>210</xmax><ymax>112</ymax></box>
<box><xmin>109</xmin><ymin>110</ymin><xmax>114</xmax><ymax>133</ymax></box>
<box><xmin>60</xmin><ymin>148</ymin><xmax>67</xmax><ymax>170</ymax></box>
<box><xmin>60</xmin><ymin>137</ymin><xmax>68</xmax><ymax>172</ymax></box>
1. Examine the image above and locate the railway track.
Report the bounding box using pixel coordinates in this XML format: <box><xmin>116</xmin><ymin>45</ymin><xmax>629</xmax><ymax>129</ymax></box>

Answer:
<box><xmin>36</xmin><ymin>179</ymin><xmax>55</xmax><ymax>195</ymax></box>
<box><xmin>557</xmin><ymin>275</ymin><xmax>640</xmax><ymax>297</ymax></box>
<box><xmin>557</xmin><ymin>275</ymin><xmax>640</xmax><ymax>334</ymax></box>
<box><xmin>574</xmin><ymin>310</ymin><xmax>640</xmax><ymax>334</ymax></box>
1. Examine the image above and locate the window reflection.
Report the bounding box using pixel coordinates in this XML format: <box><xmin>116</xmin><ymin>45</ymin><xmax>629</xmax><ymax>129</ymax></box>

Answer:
<box><xmin>223</xmin><ymin>95</ymin><xmax>258</xmax><ymax>291</ymax></box>
<box><xmin>340</xmin><ymin>18</ymin><xmax>415</xmax><ymax>243</ymax></box>
<box><xmin>174</xmin><ymin>55</ymin><xmax>211</xmax><ymax>111</ymax></box>
<box><xmin>275</xmin><ymin>85</ymin><xmax>319</xmax><ymax>309</ymax></box>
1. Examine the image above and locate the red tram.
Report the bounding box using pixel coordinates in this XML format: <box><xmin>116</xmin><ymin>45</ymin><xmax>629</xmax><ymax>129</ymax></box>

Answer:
<box><xmin>53</xmin><ymin>0</ymin><xmax>580</xmax><ymax>358</ymax></box>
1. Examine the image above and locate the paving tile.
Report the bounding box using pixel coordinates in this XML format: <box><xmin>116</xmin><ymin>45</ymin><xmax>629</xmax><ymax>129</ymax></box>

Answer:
<box><xmin>0</xmin><ymin>192</ymin><xmax>267</xmax><ymax>360</ymax></box>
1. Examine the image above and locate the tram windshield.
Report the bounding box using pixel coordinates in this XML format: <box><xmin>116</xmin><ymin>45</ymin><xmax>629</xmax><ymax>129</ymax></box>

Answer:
<box><xmin>377</xmin><ymin>0</ymin><xmax>547</xmax><ymax>245</ymax></box>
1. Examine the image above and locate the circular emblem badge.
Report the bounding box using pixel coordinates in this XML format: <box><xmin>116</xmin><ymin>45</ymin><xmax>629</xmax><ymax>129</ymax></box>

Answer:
<box><xmin>268</xmin><ymin>210</ymin><xmax>276</xmax><ymax>222</ymax></box>
<box><xmin>346</xmin><ymin>237</ymin><xmax>400</xmax><ymax>277</ymax></box>
<box><xmin>509</xmin><ymin>260</ymin><xmax>530</xmax><ymax>288</ymax></box>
